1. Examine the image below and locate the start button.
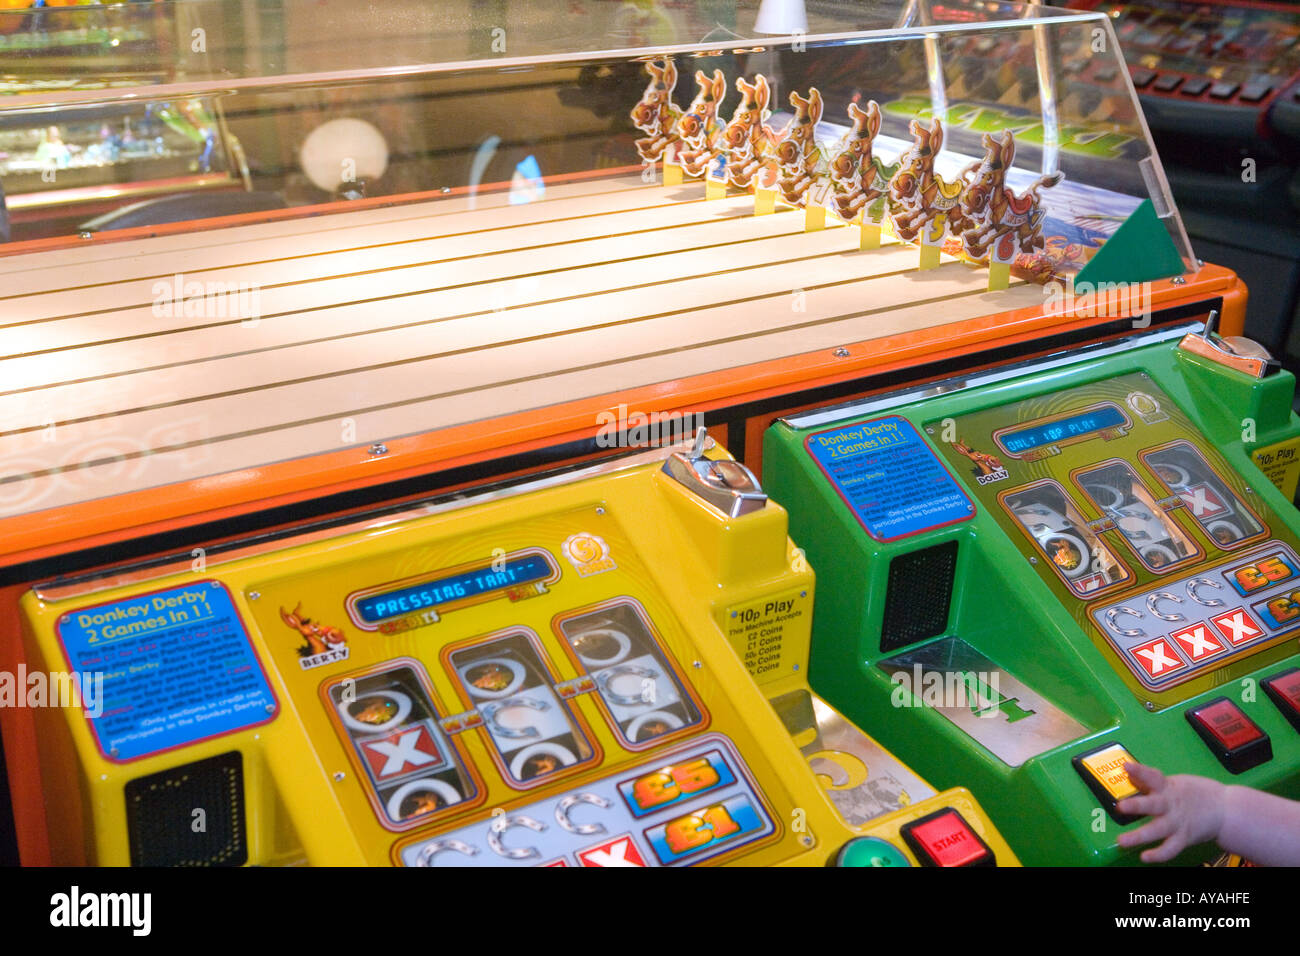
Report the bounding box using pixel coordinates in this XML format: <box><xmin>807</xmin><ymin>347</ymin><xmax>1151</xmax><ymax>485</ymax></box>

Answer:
<box><xmin>899</xmin><ymin>808</ymin><xmax>996</xmax><ymax>867</ymax></box>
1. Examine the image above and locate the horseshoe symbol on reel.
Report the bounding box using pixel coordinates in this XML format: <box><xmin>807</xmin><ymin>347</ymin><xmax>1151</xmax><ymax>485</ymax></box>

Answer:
<box><xmin>480</xmin><ymin>697</ymin><xmax>549</xmax><ymax>739</ymax></box>
<box><xmin>597</xmin><ymin>664</ymin><xmax>660</xmax><ymax>706</ymax></box>
<box><xmin>1145</xmin><ymin>592</ymin><xmax>1185</xmax><ymax>623</ymax></box>
<box><xmin>1187</xmin><ymin>577</ymin><xmax>1226</xmax><ymax>607</ymax></box>
<box><xmin>488</xmin><ymin>813</ymin><xmax>547</xmax><ymax>860</ymax></box>
<box><xmin>412</xmin><ymin>839</ymin><xmax>479</xmax><ymax>867</ymax></box>
<box><xmin>555</xmin><ymin>792</ymin><xmax>611</xmax><ymax>836</ymax></box>
<box><xmin>1105</xmin><ymin>606</ymin><xmax>1146</xmax><ymax>638</ymax></box>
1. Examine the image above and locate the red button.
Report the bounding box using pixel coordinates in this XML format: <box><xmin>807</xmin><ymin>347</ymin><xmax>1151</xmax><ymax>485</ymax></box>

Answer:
<box><xmin>1263</xmin><ymin>668</ymin><xmax>1300</xmax><ymax>733</ymax></box>
<box><xmin>900</xmin><ymin>808</ymin><xmax>995</xmax><ymax>867</ymax></box>
<box><xmin>1185</xmin><ymin>697</ymin><xmax>1272</xmax><ymax>774</ymax></box>
<box><xmin>1190</xmin><ymin>699</ymin><xmax>1262</xmax><ymax>751</ymax></box>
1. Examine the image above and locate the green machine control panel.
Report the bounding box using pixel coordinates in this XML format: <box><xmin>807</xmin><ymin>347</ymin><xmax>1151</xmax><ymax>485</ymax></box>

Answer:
<box><xmin>763</xmin><ymin>324</ymin><xmax>1300</xmax><ymax>865</ymax></box>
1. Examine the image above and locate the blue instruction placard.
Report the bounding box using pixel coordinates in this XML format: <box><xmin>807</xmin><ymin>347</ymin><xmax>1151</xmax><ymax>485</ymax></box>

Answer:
<box><xmin>806</xmin><ymin>416</ymin><xmax>973</xmax><ymax>541</ymax></box>
<box><xmin>57</xmin><ymin>580</ymin><xmax>277</xmax><ymax>762</ymax></box>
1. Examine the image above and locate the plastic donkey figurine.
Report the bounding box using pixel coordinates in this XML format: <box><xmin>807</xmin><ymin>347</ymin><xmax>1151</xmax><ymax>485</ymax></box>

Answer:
<box><xmin>672</xmin><ymin>68</ymin><xmax>728</xmax><ymax>186</ymax></box>
<box><xmin>631</xmin><ymin>59</ymin><xmax>681</xmax><ymax>164</ymax></box>
<box><xmin>887</xmin><ymin>117</ymin><xmax>969</xmax><ymax>270</ymax></box>
<box><xmin>774</xmin><ymin>88</ymin><xmax>831</xmax><ymax>230</ymax></box>
<box><xmin>958</xmin><ymin>130</ymin><xmax>1063</xmax><ymax>289</ymax></box>
<box><xmin>829</xmin><ymin>100</ymin><xmax>898</xmax><ymax>249</ymax></box>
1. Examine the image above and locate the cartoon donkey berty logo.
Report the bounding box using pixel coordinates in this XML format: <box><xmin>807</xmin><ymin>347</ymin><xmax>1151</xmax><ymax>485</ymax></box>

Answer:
<box><xmin>281</xmin><ymin>602</ymin><xmax>349</xmax><ymax>668</ymax></box>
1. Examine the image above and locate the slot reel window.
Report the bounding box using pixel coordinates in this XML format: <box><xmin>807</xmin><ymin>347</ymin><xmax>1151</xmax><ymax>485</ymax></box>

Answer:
<box><xmin>1002</xmin><ymin>480</ymin><xmax>1130</xmax><ymax>597</ymax></box>
<box><xmin>449</xmin><ymin>630</ymin><xmax>597</xmax><ymax>788</ymax></box>
<box><xmin>1141</xmin><ymin>442</ymin><xmax>1265</xmax><ymax>549</ymax></box>
<box><xmin>325</xmin><ymin>663</ymin><xmax>478</xmax><ymax>830</ymax></box>
<box><xmin>556</xmin><ymin>600</ymin><xmax>703</xmax><ymax>749</ymax></box>
<box><xmin>1075</xmin><ymin>461</ymin><xmax>1201</xmax><ymax>572</ymax></box>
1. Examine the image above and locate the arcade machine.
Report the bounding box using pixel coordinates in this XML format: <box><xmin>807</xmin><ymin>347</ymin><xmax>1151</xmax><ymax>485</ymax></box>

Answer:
<box><xmin>0</xmin><ymin>0</ymin><xmax>1259</xmax><ymax>865</ymax></box>
<box><xmin>763</xmin><ymin>316</ymin><xmax>1300</xmax><ymax>865</ymax></box>
<box><xmin>14</xmin><ymin>431</ymin><xmax>1018</xmax><ymax>866</ymax></box>
<box><xmin>1061</xmin><ymin>0</ymin><xmax>1300</xmax><ymax>361</ymax></box>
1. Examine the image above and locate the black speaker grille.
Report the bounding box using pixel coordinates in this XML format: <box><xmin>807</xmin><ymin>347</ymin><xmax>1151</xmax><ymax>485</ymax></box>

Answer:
<box><xmin>125</xmin><ymin>751</ymin><xmax>246</xmax><ymax>867</ymax></box>
<box><xmin>880</xmin><ymin>541</ymin><xmax>958</xmax><ymax>653</ymax></box>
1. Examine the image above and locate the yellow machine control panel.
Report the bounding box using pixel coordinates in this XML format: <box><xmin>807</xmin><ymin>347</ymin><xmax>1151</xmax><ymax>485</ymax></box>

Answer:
<box><xmin>19</xmin><ymin>436</ymin><xmax>1017</xmax><ymax>867</ymax></box>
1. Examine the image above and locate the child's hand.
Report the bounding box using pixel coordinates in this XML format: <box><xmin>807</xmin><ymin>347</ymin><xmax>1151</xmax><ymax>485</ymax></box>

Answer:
<box><xmin>1114</xmin><ymin>762</ymin><xmax>1227</xmax><ymax>863</ymax></box>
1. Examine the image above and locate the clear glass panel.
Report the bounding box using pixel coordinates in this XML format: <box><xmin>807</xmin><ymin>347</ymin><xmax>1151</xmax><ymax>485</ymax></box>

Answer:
<box><xmin>324</xmin><ymin>663</ymin><xmax>477</xmax><ymax>828</ymax></box>
<box><xmin>556</xmin><ymin>599</ymin><xmax>702</xmax><ymax>747</ymax></box>
<box><xmin>449</xmin><ymin>629</ymin><xmax>595</xmax><ymax>785</ymax></box>
<box><xmin>1003</xmin><ymin>479</ymin><xmax>1130</xmax><ymax>597</ymax></box>
<box><xmin>0</xmin><ymin>0</ymin><xmax>1196</xmax><ymax>270</ymax></box>
<box><xmin>1075</xmin><ymin>459</ymin><xmax>1200</xmax><ymax>571</ymax></box>
<box><xmin>1141</xmin><ymin>440</ymin><xmax>1265</xmax><ymax>549</ymax></box>
<box><xmin>0</xmin><ymin>0</ymin><xmax>1204</xmax><ymax>521</ymax></box>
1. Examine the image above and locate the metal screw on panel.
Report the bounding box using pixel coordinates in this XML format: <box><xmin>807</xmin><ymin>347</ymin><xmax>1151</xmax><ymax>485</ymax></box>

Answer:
<box><xmin>692</xmin><ymin>660</ymin><xmax>702</xmax><ymax>669</ymax></box>
<box><xmin>1172</xmin><ymin>276</ymin><xmax>1186</xmax><ymax>285</ymax></box>
<box><xmin>1197</xmin><ymin>259</ymin><xmax>1205</xmax><ymax>268</ymax></box>
<box><xmin>833</xmin><ymin>348</ymin><xmax>850</xmax><ymax>358</ymax></box>
<box><xmin>596</xmin><ymin>507</ymin><xmax>605</xmax><ymax>515</ymax></box>
<box><xmin>925</xmin><ymin>427</ymin><xmax>934</xmax><ymax>434</ymax></box>
<box><xmin>265</xmin><ymin>704</ymin><xmax>275</xmax><ymax>714</ymax></box>
<box><xmin>1144</xmin><ymin>701</ymin><xmax>1155</xmax><ymax>712</ymax></box>
<box><xmin>79</xmin><ymin>231</ymin><xmax>93</xmax><ymax>240</ymax></box>
<box><xmin>333</xmin><ymin>772</ymin><xmax>346</xmax><ymax>782</ymax></box>
<box><xmin>248</xmin><ymin>591</ymin><xmax>260</xmax><ymax>601</ymax></box>
<box><xmin>801</xmin><ymin>835</ymin><xmax>814</xmax><ymax>847</ymax></box>
<box><xmin>440</xmin><ymin>186</ymin><xmax>451</xmax><ymax>194</ymax></box>
<box><xmin>1029</xmin><ymin>556</ymin><xmax>1038</xmax><ymax>564</ymax></box>
<box><xmin>369</xmin><ymin>443</ymin><xmax>389</xmax><ymax>456</ymax></box>
<box><xmin>110</xmin><ymin>748</ymin><xmax>119</xmax><ymax>758</ymax></box>
<box><xmin>800</xmin><ymin>590</ymin><xmax>806</xmax><ymax>598</ymax></box>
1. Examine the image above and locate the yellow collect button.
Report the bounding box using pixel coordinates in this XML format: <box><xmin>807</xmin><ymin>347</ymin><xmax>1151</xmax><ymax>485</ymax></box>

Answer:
<box><xmin>1072</xmin><ymin>742</ymin><xmax>1143</xmax><ymax>824</ymax></box>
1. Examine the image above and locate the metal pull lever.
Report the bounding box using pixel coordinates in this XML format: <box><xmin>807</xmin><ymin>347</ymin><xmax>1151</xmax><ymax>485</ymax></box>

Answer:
<box><xmin>662</xmin><ymin>427</ymin><xmax>767</xmax><ymax>518</ymax></box>
<box><xmin>1179</xmin><ymin>309</ymin><xmax>1278</xmax><ymax>378</ymax></box>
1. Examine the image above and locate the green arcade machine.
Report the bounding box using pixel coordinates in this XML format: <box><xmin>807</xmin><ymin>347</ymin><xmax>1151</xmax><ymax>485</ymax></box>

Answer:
<box><xmin>763</xmin><ymin>320</ymin><xmax>1300</xmax><ymax>865</ymax></box>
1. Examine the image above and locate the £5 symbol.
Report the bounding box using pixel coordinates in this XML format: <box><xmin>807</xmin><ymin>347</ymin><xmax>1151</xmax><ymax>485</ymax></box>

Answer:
<box><xmin>192</xmin><ymin>807</ymin><xmax>207</xmax><ymax>833</ymax></box>
<box><xmin>791</xmin><ymin>807</ymin><xmax>807</xmax><ymax>833</ymax></box>
<box><xmin>1091</xmin><ymin>27</ymin><xmax>1106</xmax><ymax>53</ymax></box>
<box><xmin>492</xmin><ymin>548</ymin><xmax>506</xmax><ymax>573</ymax></box>
<box><xmin>1091</xmin><ymin>807</ymin><xmax>1107</xmax><ymax>833</ymax></box>
<box><xmin>191</xmin><ymin>547</ymin><xmax>206</xmax><ymax>574</ymax></box>
<box><xmin>1242</xmin><ymin>417</ymin><xmax>1256</xmax><ymax>443</ymax></box>
<box><xmin>339</xmin><ymin>678</ymin><xmax>357</xmax><ymax>706</ymax></box>
<box><xmin>640</xmin><ymin>678</ymin><xmax>657</xmax><ymax>704</ymax></box>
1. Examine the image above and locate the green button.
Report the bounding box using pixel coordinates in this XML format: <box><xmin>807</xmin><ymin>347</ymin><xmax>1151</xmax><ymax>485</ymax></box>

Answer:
<box><xmin>836</xmin><ymin>837</ymin><xmax>912</xmax><ymax>867</ymax></box>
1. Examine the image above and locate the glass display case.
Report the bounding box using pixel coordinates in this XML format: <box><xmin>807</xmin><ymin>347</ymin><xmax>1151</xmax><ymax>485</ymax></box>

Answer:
<box><xmin>0</xmin><ymin>0</ymin><xmax>1239</xmax><ymax>563</ymax></box>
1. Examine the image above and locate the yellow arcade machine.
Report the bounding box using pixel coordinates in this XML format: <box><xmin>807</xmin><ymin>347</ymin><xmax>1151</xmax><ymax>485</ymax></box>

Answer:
<box><xmin>17</xmin><ymin>432</ymin><xmax>1016</xmax><ymax>867</ymax></box>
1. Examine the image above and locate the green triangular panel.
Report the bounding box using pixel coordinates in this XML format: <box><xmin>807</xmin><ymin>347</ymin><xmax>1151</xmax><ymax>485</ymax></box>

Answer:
<box><xmin>1074</xmin><ymin>199</ymin><xmax>1186</xmax><ymax>287</ymax></box>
